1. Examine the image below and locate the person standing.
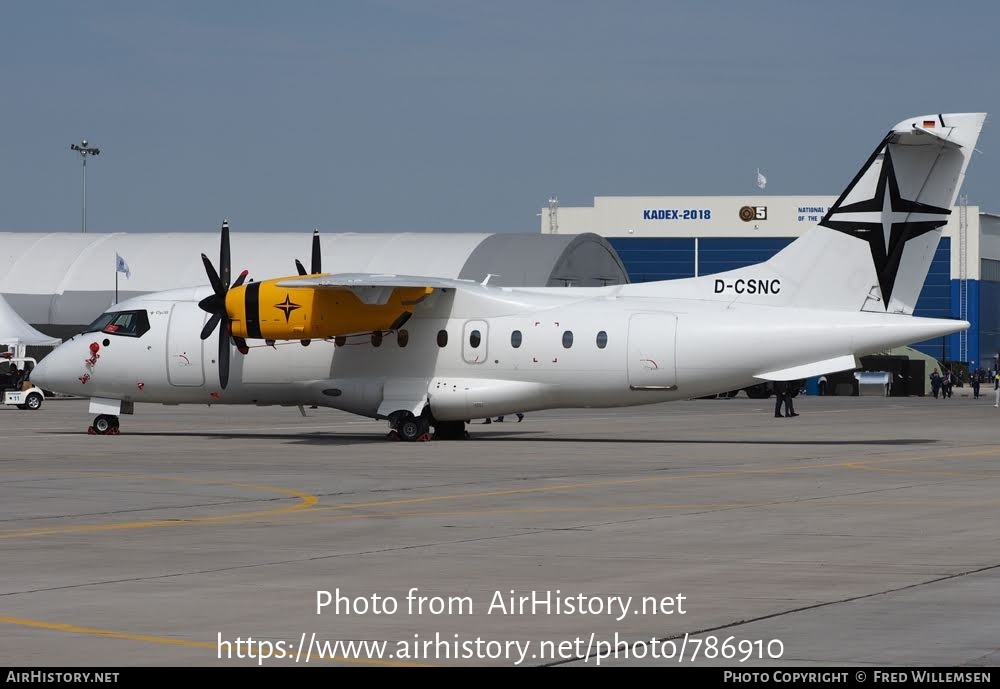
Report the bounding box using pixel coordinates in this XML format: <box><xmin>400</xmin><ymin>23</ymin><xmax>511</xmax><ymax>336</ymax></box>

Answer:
<box><xmin>783</xmin><ymin>382</ymin><xmax>798</xmax><ymax>418</ymax></box>
<box><xmin>994</xmin><ymin>371</ymin><xmax>1000</xmax><ymax>408</ymax></box>
<box><xmin>773</xmin><ymin>381</ymin><xmax>798</xmax><ymax>418</ymax></box>
<box><xmin>972</xmin><ymin>371</ymin><xmax>981</xmax><ymax>400</ymax></box>
<box><xmin>930</xmin><ymin>369</ymin><xmax>941</xmax><ymax>399</ymax></box>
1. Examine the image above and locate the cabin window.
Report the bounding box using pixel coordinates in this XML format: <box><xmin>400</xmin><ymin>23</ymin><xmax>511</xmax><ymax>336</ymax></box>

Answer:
<box><xmin>596</xmin><ymin>331</ymin><xmax>608</xmax><ymax>349</ymax></box>
<box><xmin>397</xmin><ymin>329</ymin><xmax>409</xmax><ymax>348</ymax></box>
<box><xmin>371</xmin><ymin>331</ymin><xmax>383</xmax><ymax>347</ymax></box>
<box><xmin>562</xmin><ymin>330</ymin><xmax>573</xmax><ymax>348</ymax></box>
<box><xmin>469</xmin><ymin>329</ymin><xmax>482</xmax><ymax>348</ymax></box>
<box><xmin>511</xmin><ymin>330</ymin><xmax>522</xmax><ymax>348</ymax></box>
<box><xmin>437</xmin><ymin>329</ymin><xmax>448</xmax><ymax>347</ymax></box>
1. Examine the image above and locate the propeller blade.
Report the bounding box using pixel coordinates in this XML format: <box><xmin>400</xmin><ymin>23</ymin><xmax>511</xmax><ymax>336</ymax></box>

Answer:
<box><xmin>311</xmin><ymin>229</ymin><xmax>321</xmax><ymax>274</ymax></box>
<box><xmin>201</xmin><ymin>254</ymin><xmax>223</xmax><ymax>296</ymax></box>
<box><xmin>231</xmin><ymin>269</ymin><xmax>249</xmax><ymax>289</ymax></box>
<box><xmin>295</xmin><ymin>259</ymin><xmax>307</xmax><ymax>276</ymax></box>
<box><xmin>233</xmin><ymin>336</ymin><xmax>249</xmax><ymax>355</ymax></box>
<box><xmin>219</xmin><ymin>220</ymin><xmax>231</xmax><ymax>293</ymax></box>
<box><xmin>218</xmin><ymin>326</ymin><xmax>230</xmax><ymax>390</ymax></box>
<box><xmin>197</xmin><ymin>293</ymin><xmax>221</xmax><ymax>314</ymax></box>
<box><xmin>200</xmin><ymin>312</ymin><xmax>222</xmax><ymax>340</ymax></box>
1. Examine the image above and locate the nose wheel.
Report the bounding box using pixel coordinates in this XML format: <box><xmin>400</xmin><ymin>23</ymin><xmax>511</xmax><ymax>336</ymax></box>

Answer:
<box><xmin>89</xmin><ymin>414</ymin><xmax>120</xmax><ymax>435</ymax></box>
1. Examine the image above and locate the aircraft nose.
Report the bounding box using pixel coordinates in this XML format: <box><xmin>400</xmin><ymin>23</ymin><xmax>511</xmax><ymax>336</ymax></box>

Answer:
<box><xmin>31</xmin><ymin>340</ymin><xmax>80</xmax><ymax>393</ymax></box>
<box><xmin>29</xmin><ymin>357</ymin><xmax>49</xmax><ymax>389</ymax></box>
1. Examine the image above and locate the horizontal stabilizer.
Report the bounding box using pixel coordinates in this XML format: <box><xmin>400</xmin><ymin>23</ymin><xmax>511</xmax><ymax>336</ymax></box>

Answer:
<box><xmin>754</xmin><ymin>354</ymin><xmax>860</xmax><ymax>381</ymax></box>
<box><xmin>894</xmin><ymin>123</ymin><xmax>964</xmax><ymax>149</ymax></box>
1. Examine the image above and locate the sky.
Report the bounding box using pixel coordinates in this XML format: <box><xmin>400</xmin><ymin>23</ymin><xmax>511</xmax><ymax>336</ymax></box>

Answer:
<box><xmin>1</xmin><ymin>0</ymin><xmax>999</xmax><ymax>233</ymax></box>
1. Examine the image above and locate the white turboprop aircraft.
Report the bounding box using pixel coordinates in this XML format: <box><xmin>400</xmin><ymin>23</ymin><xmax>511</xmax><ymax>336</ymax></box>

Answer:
<box><xmin>32</xmin><ymin>112</ymin><xmax>985</xmax><ymax>440</ymax></box>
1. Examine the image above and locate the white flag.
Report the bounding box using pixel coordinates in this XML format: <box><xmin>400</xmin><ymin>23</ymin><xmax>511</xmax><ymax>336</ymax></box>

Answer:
<box><xmin>756</xmin><ymin>168</ymin><xmax>767</xmax><ymax>190</ymax></box>
<box><xmin>115</xmin><ymin>253</ymin><xmax>131</xmax><ymax>279</ymax></box>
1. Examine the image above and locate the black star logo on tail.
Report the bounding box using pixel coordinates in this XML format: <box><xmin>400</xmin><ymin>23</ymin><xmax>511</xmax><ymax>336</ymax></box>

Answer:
<box><xmin>274</xmin><ymin>294</ymin><xmax>301</xmax><ymax>323</ymax></box>
<box><xmin>819</xmin><ymin>138</ymin><xmax>951</xmax><ymax>309</ymax></box>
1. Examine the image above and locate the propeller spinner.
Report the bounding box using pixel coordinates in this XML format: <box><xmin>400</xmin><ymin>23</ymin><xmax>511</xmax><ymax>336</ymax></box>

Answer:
<box><xmin>198</xmin><ymin>220</ymin><xmax>249</xmax><ymax>389</ymax></box>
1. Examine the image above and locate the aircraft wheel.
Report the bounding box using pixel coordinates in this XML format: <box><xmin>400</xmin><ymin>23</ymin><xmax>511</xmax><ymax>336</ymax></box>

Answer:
<box><xmin>92</xmin><ymin>414</ymin><xmax>118</xmax><ymax>435</ymax></box>
<box><xmin>397</xmin><ymin>415</ymin><xmax>426</xmax><ymax>442</ymax></box>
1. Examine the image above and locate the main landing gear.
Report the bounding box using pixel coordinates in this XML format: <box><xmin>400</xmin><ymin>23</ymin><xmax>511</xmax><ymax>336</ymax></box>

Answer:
<box><xmin>386</xmin><ymin>411</ymin><xmax>470</xmax><ymax>441</ymax></box>
<box><xmin>89</xmin><ymin>414</ymin><xmax>120</xmax><ymax>435</ymax></box>
<box><xmin>387</xmin><ymin>411</ymin><xmax>432</xmax><ymax>442</ymax></box>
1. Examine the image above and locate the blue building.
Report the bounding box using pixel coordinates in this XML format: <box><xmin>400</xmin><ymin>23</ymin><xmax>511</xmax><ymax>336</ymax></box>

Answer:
<box><xmin>542</xmin><ymin>196</ymin><xmax>1000</xmax><ymax>371</ymax></box>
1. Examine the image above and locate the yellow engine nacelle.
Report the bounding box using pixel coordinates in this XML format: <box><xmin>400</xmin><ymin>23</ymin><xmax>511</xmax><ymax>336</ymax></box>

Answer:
<box><xmin>225</xmin><ymin>277</ymin><xmax>431</xmax><ymax>341</ymax></box>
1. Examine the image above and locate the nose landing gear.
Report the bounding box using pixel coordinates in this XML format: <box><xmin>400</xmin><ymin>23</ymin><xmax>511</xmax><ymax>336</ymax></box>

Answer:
<box><xmin>88</xmin><ymin>414</ymin><xmax>120</xmax><ymax>435</ymax></box>
<box><xmin>385</xmin><ymin>410</ymin><xmax>471</xmax><ymax>441</ymax></box>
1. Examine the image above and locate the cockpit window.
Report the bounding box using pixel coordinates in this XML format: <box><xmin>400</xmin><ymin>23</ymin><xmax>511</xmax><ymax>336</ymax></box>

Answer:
<box><xmin>85</xmin><ymin>310</ymin><xmax>150</xmax><ymax>338</ymax></box>
<box><xmin>84</xmin><ymin>312</ymin><xmax>117</xmax><ymax>333</ymax></box>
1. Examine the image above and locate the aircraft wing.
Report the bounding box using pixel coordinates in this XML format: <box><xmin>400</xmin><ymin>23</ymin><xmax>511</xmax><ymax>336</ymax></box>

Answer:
<box><xmin>275</xmin><ymin>273</ymin><xmax>479</xmax><ymax>305</ymax></box>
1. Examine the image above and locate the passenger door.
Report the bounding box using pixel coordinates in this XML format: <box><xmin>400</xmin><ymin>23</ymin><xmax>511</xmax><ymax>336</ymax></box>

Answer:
<box><xmin>626</xmin><ymin>312</ymin><xmax>677</xmax><ymax>390</ymax></box>
<box><xmin>166</xmin><ymin>302</ymin><xmax>207</xmax><ymax>386</ymax></box>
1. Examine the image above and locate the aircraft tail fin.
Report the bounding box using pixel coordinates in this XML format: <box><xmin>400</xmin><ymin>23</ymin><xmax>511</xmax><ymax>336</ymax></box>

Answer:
<box><xmin>765</xmin><ymin>112</ymin><xmax>985</xmax><ymax>313</ymax></box>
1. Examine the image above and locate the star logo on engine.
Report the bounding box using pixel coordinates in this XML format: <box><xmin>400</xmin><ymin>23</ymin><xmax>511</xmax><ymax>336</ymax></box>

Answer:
<box><xmin>274</xmin><ymin>294</ymin><xmax>301</xmax><ymax>323</ymax></box>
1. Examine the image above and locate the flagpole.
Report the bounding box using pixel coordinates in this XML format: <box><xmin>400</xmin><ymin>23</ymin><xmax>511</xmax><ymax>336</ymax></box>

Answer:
<box><xmin>115</xmin><ymin>269</ymin><xmax>118</xmax><ymax>305</ymax></box>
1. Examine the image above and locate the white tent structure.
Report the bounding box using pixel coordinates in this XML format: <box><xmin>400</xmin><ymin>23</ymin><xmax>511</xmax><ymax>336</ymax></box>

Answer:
<box><xmin>0</xmin><ymin>231</ymin><xmax>628</xmax><ymax>338</ymax></box>
<box><xmin>0</xmin><ymin>293</ymin><xmax>61</xmax><ymax>349</ymax></box>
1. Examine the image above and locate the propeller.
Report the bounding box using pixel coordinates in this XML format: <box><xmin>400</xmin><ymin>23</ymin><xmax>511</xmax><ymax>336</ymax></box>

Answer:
<box><xmin>198</xmin><ymin>220</ymin><xmax>249</xmax><ymax>389</ymax></box>
<box><xmin>295</xmin><ymin>229</ymin><xmax>321</xmax><ymax>346</ymax></box>
<box><xmin>295</xmin><ymin>229</ymin><xmax>322</xmax><ymax>276</ymax></box>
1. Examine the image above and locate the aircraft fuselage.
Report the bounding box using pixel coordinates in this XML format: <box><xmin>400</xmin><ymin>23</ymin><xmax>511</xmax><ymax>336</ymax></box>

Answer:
<box><xmin>37</xmin><ymin>283</ymin><xmax>958</xmax><ymax>423</ymax></box>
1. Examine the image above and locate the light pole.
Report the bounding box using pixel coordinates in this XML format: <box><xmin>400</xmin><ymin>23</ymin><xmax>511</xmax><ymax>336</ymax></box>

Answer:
<box><xmin>70</xmin><ymin>140</ymin><xmax>100</xmax><ymax>232</ymax></box>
